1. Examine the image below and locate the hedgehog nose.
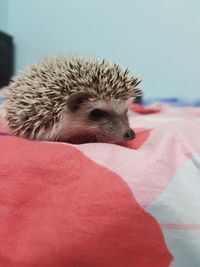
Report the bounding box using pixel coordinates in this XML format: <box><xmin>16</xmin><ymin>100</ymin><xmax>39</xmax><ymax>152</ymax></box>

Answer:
<box><xmin>123</xmin><ymin>129</ymin><xmax>135</xmax><ymax>140</ymax></box>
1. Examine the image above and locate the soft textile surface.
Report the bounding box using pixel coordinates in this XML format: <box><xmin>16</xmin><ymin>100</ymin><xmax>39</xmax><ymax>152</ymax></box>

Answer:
<box><xmin>0</xmin><ymin>97</ymin><xmax>200</xmax><ymax>266</ymax></box>
<box><xmin>143</xmin><ymin>97</ymin><xmax>200</xmax><ymax>107</ymax></box>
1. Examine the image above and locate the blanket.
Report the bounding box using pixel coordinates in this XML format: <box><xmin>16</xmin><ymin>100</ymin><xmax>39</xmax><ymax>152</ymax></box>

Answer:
<box><xmin>0</xmin><ymin>95</ymin><xmax>200</xmax><ymax>267</ymax></box>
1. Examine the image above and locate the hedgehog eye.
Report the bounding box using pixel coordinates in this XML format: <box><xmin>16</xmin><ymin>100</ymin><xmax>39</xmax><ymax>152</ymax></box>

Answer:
<box><xmin>89</xmin><ymin>109</ymin><xmax>106</xmax><ymax>121</ymax></box>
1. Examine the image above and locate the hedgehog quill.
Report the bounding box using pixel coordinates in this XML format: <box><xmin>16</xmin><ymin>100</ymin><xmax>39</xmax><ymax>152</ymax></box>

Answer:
<box><xmin>5</xmin><ymin>56</ymin><xmax>142</xmax><ymax>144</ymax></box>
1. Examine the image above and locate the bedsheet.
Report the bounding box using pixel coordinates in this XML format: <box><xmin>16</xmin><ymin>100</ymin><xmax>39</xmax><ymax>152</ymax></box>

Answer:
<box><xmin>0</xmin><ymin>96</ymin><xmax>200</xmax><ymax>267</ymax></box>
<box><xmin>143</xmin><ymin>97</ymin><xmax>200</xmax><ymax>107</ymax></box>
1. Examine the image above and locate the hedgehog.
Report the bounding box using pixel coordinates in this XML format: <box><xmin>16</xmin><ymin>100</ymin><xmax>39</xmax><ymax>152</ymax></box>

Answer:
<box><xmin>5</xmin><ymin>56</ymin><xmax>142</xmax><ymax>144</ymax></box>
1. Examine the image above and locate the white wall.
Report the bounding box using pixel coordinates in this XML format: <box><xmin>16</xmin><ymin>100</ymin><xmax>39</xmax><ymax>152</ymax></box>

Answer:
<box><xmin>4</xmin><ymin>0</ymin><xmax>200</xmax><ymax>99</ymax></box>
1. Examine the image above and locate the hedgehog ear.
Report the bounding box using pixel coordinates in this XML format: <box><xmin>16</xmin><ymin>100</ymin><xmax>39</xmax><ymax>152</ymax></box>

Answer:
<box><xmin>67</xmin><ymin>92</ymin><xmax>92</xmax><ymax>112</ymax></box>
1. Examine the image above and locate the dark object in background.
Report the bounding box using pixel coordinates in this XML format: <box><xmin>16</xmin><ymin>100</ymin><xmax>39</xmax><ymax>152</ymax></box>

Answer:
<box><xmin>0</xmin><ymin>31</ymin><xmax>14</xmax><ymax>88</ymax></box>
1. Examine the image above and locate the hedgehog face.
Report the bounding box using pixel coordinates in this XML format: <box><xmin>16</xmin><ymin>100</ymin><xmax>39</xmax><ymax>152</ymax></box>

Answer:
<box><xmin>87</xmin><ymin>106</ymin><xmax>135</xmax><ymax>143</ymax></box>
<box><xmin>65</xmin><ymin>92</ymin><xmax>135</xmax><ymax>144</ymax></box>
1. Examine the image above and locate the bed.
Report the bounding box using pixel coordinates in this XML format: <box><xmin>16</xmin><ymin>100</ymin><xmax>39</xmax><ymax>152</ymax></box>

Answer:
<box><xmin>0</xmin><ymin>87</ymin><xmax>200</xmax><ymax>267</ymax></box>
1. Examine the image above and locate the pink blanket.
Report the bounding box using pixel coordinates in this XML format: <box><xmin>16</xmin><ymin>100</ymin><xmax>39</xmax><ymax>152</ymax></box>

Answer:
<box><xmin>0</xmin><ymin>101</ymin><xmax>200</xmax><ymax>267</ymax></box>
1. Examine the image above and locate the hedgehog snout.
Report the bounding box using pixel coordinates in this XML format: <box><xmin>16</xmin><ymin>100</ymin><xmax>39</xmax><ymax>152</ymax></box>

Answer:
<box><xmin>123</xmin><ymin>128</ymin><xmax>135</xmax><ymax>140</ymax></box>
